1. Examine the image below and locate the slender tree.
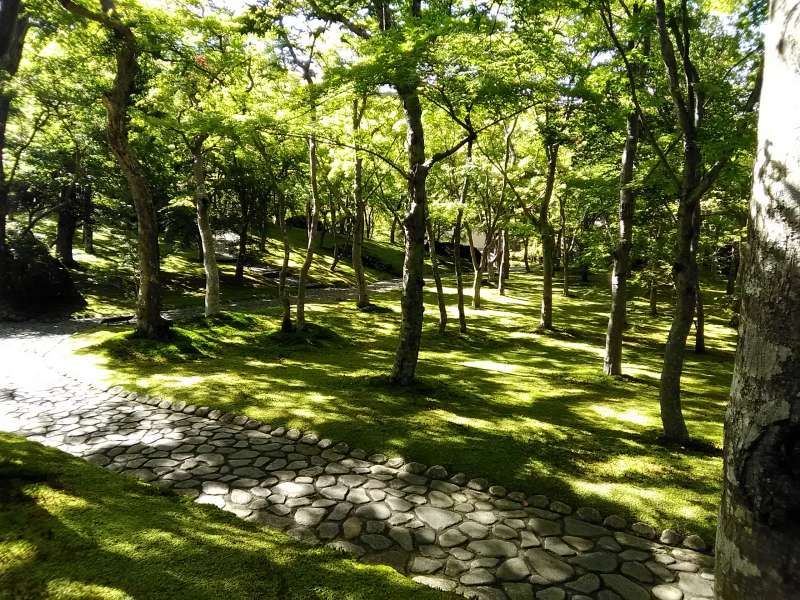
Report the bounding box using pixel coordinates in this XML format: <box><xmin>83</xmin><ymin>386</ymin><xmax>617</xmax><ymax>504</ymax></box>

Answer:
<box><xmin>59</xmin><ymin>0</ymin><xmax>168</xmax><ymax>338</ymax></box>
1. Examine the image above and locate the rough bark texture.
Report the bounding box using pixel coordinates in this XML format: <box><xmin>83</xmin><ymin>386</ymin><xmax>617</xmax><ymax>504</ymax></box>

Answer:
<box><xmin>82</xmin><ymin>187</ymin><xmax>94</xmax><ymax>254</ymax></box>
<box><xmin>538</xmin><ymin>143</ymin><xmax>558</xmax><ymax>330</ymax></box>
<box><xmin>296</xmin><ymin>123</ymin><xmax>321</xmax><ymax>331</ymax></box>
<box><xmin>726</xmin><ymin>239</ymin><xmax>740</xmax><ymax>295</ymax></box>
<box><xmin>0</xmin><ymin>0</ymin><xmax>29</xmax><ymax>255</ymax></box>
<box><xmin>453</xmin><ymin>139</ymin><xmax>472</xmax><ymax>332</ymax></box>
<box><xmin>523</xmin><ymin>237</ymin><xmax>530</xmax><ymax>272</ymax></box>
<box><xmin>56</xmin><ymin>184</ymin><xmax>78</xmax><ymax>267</ymax></box>
<box><xmin>716</xmin><ymin>3</ymin><xmax>800</xmax><ymax>594</ymax></box>
<box><xmin>391</xmin><ymin>85</ymin><xmax>428</xmax><ymax>385</ymax></box>
<box><xmin>498</xmin><ymin>229</ymin><xmax>508</xmax><ymax>296</ymax></box>
<box><xmin>192</xmin><ymin>139</ymin><xmax>220</xmax><ymax>316</ymax></box>
<box><xmin>427</xmin><ymin>219</ymin><xmax>447</xmax><ymax>334</ymax></box>
<box><xmin>277</xmin><ymin>199</ymin><xmax>292</xmax><ymax>332</ymax></box>
<box><xmin>352</xmin><ymin>98</ymin><xmax>369</xmax><ymax>308</ymax></box>
<box><xmin>694</xmin><ymin>284</ymin><xmax>705</xmax><ymax>353</ymax></box>
<box><xmin>649</xmin><ymin>280</ymin><xmax>658</xmax><ymax>316</ymax></box>
<box><xmin>59</xmin><ymin>0</ymin><xmax>167</xmax><ymax>338</ymax></box>
<box><xmin>604</xmin><ymin>111</ymin><xmax>641</xmax><ymax>375</ymax></box>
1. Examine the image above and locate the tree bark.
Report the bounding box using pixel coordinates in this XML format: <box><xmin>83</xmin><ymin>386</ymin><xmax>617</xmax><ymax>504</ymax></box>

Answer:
<box><xmin>59</xmin><ymin>0</ymin><xmax>167</xmax><ymax>338</ymax></box>
<box><xmin>427</xmin><ymin>219</ymin><xmax>447</xmax><ymax>334</ymax></box>
<box><xmin>296</xmin><ymin>123</ymin><xmax>321</xmax><ymax>331</ymax></box>
<box><xmin>604</xmin><ymin>111</ymin><xmax>641</xmax><ymax>375</ymax></box>
<box><xmin>649</xmin><ymin>280</ymin><xmax>658</xmax><ymax>316</ymax></box>
<box><xmin>498</xmin><ymin>229</ymin><xmax>508</xmax><ymax>296</ymax></box>
<box><xmin>352</xmin><ymin>97</ymin><xmax>369</xmax><ymax>308</ymax></box>
<box><xmin>694</xmin><ymin>284</ymin><xmax>705</xmax><ymax>353</ymax></box>
<box><xmin>716</xmin><ymin>3</ymin><xmax>800</xmax><ymax>593</ymax></box>
<box><xmin>56</xmin><ymin>184</ymin><xmax>78</xmax><ymax>267</ymax></box>
<box><xmin>192</xmin><ymin>137</ymin><xmax>220</xmax><ymax>316</ymax></box>
<box><xmin>391</xmin><ymin>84</ymin><xmax>428</xmax><ymax>385</ymax></box>
<box><xmin>523</xmin><ymin>236</ymin><xmax>531</xmax><ymax>272</ymax></box>
<box><xmin>0</xmin><ymin>0</ymin><xmax>29</xmax><ymax>256</ymax></box>
<box><xmin>453</xmin><ymin>139</ymin><xmax>472</xmax><ymax>333</ymax></box>
<box><xmin>726</xmin><ymin>239</ymin><xmax>740</xmax><ymax>295</ymax></box>
<box><xmin>277</xmin><ymin>195</ymin><xmax>292</xmax><ymax>332</ymax></box>
<box><xmin>538</xmin><ymin>142</ymin><xmax>559</xmax><ymax>330</ymax></box>
<box><xmin>82</xmin><ymin>185</ymin><xmax>94</xmax><ymax>254</ymax></box>
<box><xmin>471</xmin><ymin>229</ymin><xmax>490</xmax><ymax>309</ymax></box>
<box><xmin>234</xmin><ymin>190</ymin><xmax>250</xmax><ymax>285</ymax></box>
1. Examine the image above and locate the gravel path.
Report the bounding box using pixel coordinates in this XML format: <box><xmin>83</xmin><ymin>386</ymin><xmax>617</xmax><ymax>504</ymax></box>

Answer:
<box><xmin>0</xmin><ymin>283</ymin><xmax>715</xmax><ymax>600</ymax></box>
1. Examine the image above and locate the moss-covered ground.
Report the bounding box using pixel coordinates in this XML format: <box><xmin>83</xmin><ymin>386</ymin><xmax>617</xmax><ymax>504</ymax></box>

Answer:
<box><xmin>74</xmin><ymin>272</ymin><xmax>734</xmax><ymax>542</ymax></box>
<box><xmin>0</xmin><ymin>432</ymin><xmax>451</xmax><ymax>599</ymax></box>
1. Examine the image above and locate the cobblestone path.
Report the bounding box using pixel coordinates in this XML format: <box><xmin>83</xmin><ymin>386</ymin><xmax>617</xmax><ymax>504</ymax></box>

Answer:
<box><xmin>0</xmin><ymin>298</ymin><xmax>715</xmax><ymax>600</ymax></box>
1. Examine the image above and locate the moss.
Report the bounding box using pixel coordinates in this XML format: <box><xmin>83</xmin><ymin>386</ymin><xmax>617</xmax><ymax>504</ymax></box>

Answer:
<box><xmin>0</xmin><ymin>433</ymin><xmax>450</xmax><ymax>600</ymax></box>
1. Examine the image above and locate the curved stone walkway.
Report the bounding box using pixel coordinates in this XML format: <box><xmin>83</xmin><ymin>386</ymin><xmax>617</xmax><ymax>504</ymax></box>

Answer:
<box><xmin>0</xmin><ymin>296</ymin><xmax>715</xmax><ymax>600</ymax></box>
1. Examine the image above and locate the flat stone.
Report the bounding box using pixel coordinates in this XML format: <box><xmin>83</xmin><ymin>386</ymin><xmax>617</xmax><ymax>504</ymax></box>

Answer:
<box><xmin>536</xmin><ymin>588</ymin><xmax>565</xmax><ymax>600</ymax></box>
<box><xmin>615</xmin><ymin>531</ymin><xmax>657</xmax><ymax>550</ymax></box>
<box><xmin>569</xmin><ymin>551</ymin><xmax>618</xmax><ymax>573</ymax></box>
<box><xmin>601</xmin><ymin>574</ymin><xmax>650</xmax><ymax>600</ymax></box>
<box><xmin>497</xmin><ymin>557</ymin><xmax>531</xmax><ymax>581</ymax></box>
<box><xmin>524</xmin><ymin>549</ymin><xmax>575</xmax><ymax>583</ymax></box>
<box><xmin>467</xmin><ymin>478</ymin><xmax>489</xmax><ymax>491</ymax></box>
<box><xmin>460</xmin><ymin>521</ymin><xmax>490</xmax><ymax>539</ymax></box>
<box><xmin>563</xmin><ymin>516</ymin><xmax>608</xmax><ymax>538</ymax></box>
<box><xmin>651</xmin><ymin>584</ymin><xmax>683</xmax><ymax>600</ymax></box>
<box><xmin>440</xmin><ymin>528</ymin><xmax>468</xmax><ymax>547</ymax></box>
<box><xmin>343</xmin><ymin>517</ymin><xmax>363</xmax><ymax>539</ymax></box>
<box><xmin>388</xmin><ymin>526</ymin><xmax>414</xmax><ymax>551</ymax></box>
<box><xmin>622</xmin><ymin>561</ymin><xmax>654</xmax><ymax>583</ymax></box>
<box><xmin>361</xmin><ymin>533</ymin><xmax>392</xmax><ymax>550</ymax></box>
<box><xmin>543</xmin><ymin>536</ymin><xmax>576</xmax><ymax>556</ymax></box>
<box><xmin>355</xmin><ymin>502</ymin><xmax>391</xmax><ymax>520</ymax></box>
<box><xmin>677</xmin><ymin>572</ymin><xmax>714</xmax><ymax>597</ymax></box>
<box><xmin>294</xmin><ymin>507</ymin><xmax>327</xmax><ymax>526</ymax></box>
<box><xmin>469</xmin><ymin>511</ymin><xmax>499</xmax><ymax>526</ymax></box>
<box><xmin>461</xmin><ymin>568</ymin><xmax>495</xmax><ymax>585</ymax></box>
<box><xmin>566</xmin><ymin>573</ymin><xmax>600</xmax><ymax>593</ymax></box>
<box><xmin>620</xmin><ymin>550</ymin><xmax>651</xmax><ymax>561</ymax></box>
<box><xmin>321</xmin><ymin>485</ymin><xmax>349</xmax><ymax>500</ymax></box>
<box><xmin>415</xmin><ymin>506</ymin><xmax>462</xmax><ymax>532</ymax></box>
<box><xmin>563</xmin><ymin>535</ymin><xmax>593</xmax><ymax>551</ymax></box>
<box><xmin>328</xmin><ymin>502</ymin><xmax>353</xmax><ymax>521</ymax></box>
<box><xmin>230</xmin><ymin>489</ymin><xmax>252</xmax><ymax>504</ymax></box>
<box><xmin>493</xmin><ymin>523</ymin><xmax>519</xmax><ymax>540</ymax></box>
<box><xmin>503</xmin><ymin>583</ymin><xmax>535</xmax><ymax>600</ymax></box>
<box><xmin>274</xmin><ymin>481</ymin><xmax>315</xmax><ymax>498</ymax></box>
<box><xmin>549</xmin><ymin>501</ymin><xmax>571</xmax><ymax>515</ymax></box>
<box><xmin>468</xmin><ymin>539</ymin><xmax>518</xmax><ymax>558</ymax></box>
<box><xmin>528</xmin><ymin>517</ymin><xmax>561</xmax><ymax>536</ymax></box>
<box><xmin>202</xmin><ymin>481</ymin><xmax>229</xmax><ymax>495</ymax></box>
<box><xmin>429</xmin><ymin>490</ymin><xmax>454</xmax><ymax>508</ymax></box>
<box><xmin>575</xmin><ymin>507</ymin><xmax>602</xmax><ymax>523</ymax></box>
<box><xmin>317</xmin><ymin>521</ymin><xmax>340</xmax><ymax>539</ymax></box>
<box><xmin>386</xmin><ymin>496</ymin><xmax>413</xmax><ymax>512</ymax></box>
<box><xmin>519</xmin><ymin>530</ymin><xmax>541</xmax><ymax>548</ymax></box>
<box><xmin>410</xmin><ymin>556</ymin><xmax>444</xmax><ymax>574</ymax></box>
<box><xmin>347</xmin><ymin>488</ymin><xmax>371</xmax><ymax>504</ymax></box>
<box><xmin>603</xmin><ymin>514</ymin><xmax>627</xmax><ymax>530</ymax></box>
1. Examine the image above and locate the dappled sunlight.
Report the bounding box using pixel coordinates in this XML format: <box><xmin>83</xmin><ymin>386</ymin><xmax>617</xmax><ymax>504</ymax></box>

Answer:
<box><xmin>72</xmin><ymin>271</ymin><xmax>736</xmax><ymax>540</ymax></box>
<box><xmin>591</xmin><ymin>405</ymin><xmax>653</xmax><ymax>427</ymax></box>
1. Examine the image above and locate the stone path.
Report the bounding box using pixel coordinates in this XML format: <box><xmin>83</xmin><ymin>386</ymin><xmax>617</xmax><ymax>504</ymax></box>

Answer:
<box><xmin>0</xmin><ymin>291</ymin><xmax>716</xmax><ymax>600</ymax></box>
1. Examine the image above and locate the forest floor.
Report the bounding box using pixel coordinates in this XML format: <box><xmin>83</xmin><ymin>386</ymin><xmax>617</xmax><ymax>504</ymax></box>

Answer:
<box><xmin>0</xmin><ymin>431</ymin><xmax>447</xmax><ymax>600</ymax></box>
<box><xmin>70</xmin><ymin>272</ymin><xmax>735</xmax><ymax>542</ymax></box>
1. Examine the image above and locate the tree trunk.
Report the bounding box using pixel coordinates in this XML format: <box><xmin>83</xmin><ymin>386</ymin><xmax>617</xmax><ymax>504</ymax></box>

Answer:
<box><xmin>426</xmin><ymin>219</ymin><xmax>447</xmax><ymax>334</ymax></box>
<box><xmin>649</xmin><ymin>280</ymin><xmax>658</xmax><ymax>316</ymax></box>
<box><xmin>277</xmin><ymin>197</ymin><xmax>292</xmax><ymax>332</ymax></box>
<box><xmin>726</xmin><ymin>239</ymin><xmax>740</xmax><ymax>295</ymax></box>
<box><xmin>523</xmin><ymin>236</ymin><xmax>531</xmax><ymax>272</ymax></box>
<box><xmin>470</xmin><ymin>227</ymin><xmax>488</xmax><ymax>309</ymax></box>
<box><xmin>61</xmin><ymin>0</ymin><xmax>167</xmax><ymax>338</ymax></box>
<box><xmin>56</xmin><ymin>184</ymin><xmax>77</xmax><ymax>267</ymax></box>
<box><xmin>538</xmin><ymin>142</ymin><xmax>558</xmax><ymax>330</ymax></box>
<box><xmin>296</xmin><ymin>125</ymin><xmax>321</xmax><ymax>331</ymax></box>
<box><xmin>657</xmin><ymin>136</ymin><xmax>700</xmax><ymax>443</ymax></box>
<box><xmin>352</xmin><ymin>98</ymin><xmax>369</xmax><ymax>308</ymax></box>
<box><xmin>235</xmin><ymin>191</ymin><xmax>250</xmax><ymax>285</ymax></box>
<box><xmin>390</xmin><ymin>213</ymin><xmax>398</xmax><ymax>244</ymax></box>
<box><xmin>716</xmin><ymin>3</ymin><xmax>800</xmax><ymax>592</ymax></box>
<box><xmin>82</xmin><ymin>185</ymin><xmax>94</xmax><ymax>254</ymax></box>
<box><xmin>694</xmin><ymin>284</ymin><xmax>705</xmax><ymax>353</ymax></box>
<box><xmin>0</xmin><ymin>0</ymin><xmax>28</xmax><ymax>256</ymax></box>
<box><xmin>391</xmin><ymin>85</ymin><xmax>428</xmax><ymax>385</ymax></box>
<box><xmin>604</xmin><ymin>111</ymin><xmax>641</xmax><ymax>375</ymax></box>
<box><xmin>453</xmin><ymin>139</ymin><xmax>472</xmax><ymax>333</ymax></box>
<box><xmin>192</xmin><ymin>139</ymin><xmax>220</xmax><ymax>316</ymax></box>
<box><xmin>498</xmin><ymin>229</ymin><xmax>508</xmax><ymax>296</ymax></box>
